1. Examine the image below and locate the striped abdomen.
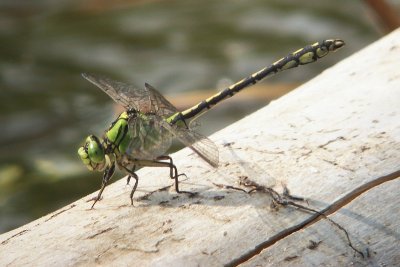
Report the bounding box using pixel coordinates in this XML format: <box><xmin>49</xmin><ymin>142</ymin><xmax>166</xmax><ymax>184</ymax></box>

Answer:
<box><xmin>167</xmin><ymin>39</ymin><xmax>344</xmax><ymax>125</ymax></box>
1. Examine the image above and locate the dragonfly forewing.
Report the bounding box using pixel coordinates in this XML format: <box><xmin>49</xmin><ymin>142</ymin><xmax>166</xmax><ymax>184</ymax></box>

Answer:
<box><xmin>144</xmin><ymin>82</ymin><xmax>179</xmax><ymax>117</ymax></box>
<box><xmin>82</xmin><ymin>73</ymin><xmax>178</xmax><ymax>117</ymax></box>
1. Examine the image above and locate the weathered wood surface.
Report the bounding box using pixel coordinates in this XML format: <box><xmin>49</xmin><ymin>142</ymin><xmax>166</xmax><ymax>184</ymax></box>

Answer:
<box><xmin>1</xmin><ymin>30</ymin><xmax>400</xmax><ymax>266</ymax></box>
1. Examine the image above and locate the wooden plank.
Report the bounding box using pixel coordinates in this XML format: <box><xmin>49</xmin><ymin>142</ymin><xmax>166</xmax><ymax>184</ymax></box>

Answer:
<box><xmin>1</xmin><ymin>30</ymin><xmax>400</xmax><ymax>266</ymax></box>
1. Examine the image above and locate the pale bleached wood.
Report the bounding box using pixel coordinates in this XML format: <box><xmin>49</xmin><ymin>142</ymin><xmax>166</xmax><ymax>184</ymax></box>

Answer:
<box><xmin>1</xmin><ymin>30</ymin><xmax>400</xmax><ymax>266</ymax></box>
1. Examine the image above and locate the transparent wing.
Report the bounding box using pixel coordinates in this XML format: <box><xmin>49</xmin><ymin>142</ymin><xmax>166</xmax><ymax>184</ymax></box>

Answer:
<box><xmin>125</xmin><ymin>115</ymin><xmax>173</xmax><ymax>160</ymax></box>
<box><xmin>159</xmin><ymin>119</ymin><xmax>219</xmax><ymax>167</ymax></box>
<box><xmin>82</xmin><ymin>73</ymin><xmax>178</xmax><ymax>117</ymax></box>
<box><xmin>144</xmin><ymin>82</ymin><xmax>179</xmax><ymax>117</ymax></box>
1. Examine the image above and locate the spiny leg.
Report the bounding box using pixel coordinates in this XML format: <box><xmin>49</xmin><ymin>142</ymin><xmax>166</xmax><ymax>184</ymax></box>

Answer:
<box><xmin>155</xmin><ymin>155</ymin><xmax>193</xmax><ymax>195</ymax></box>
<box><xmin>129</xmin><ymin>173</ymin><xmax>139</xmax><ymax>205</ymax></box>
<box><xmin>126</xmin><ymin>166</ymin><xmax>136</xmax><ymax>185</ymax></box>
<box><xmin>122</xmin><ymin>157</ymin><xmax>194</xmax><ymax>203</ymax></box>
<box><xmin>121</xmin><ymin>165</ymin><xmax>140</xmax><ymax>205</ymax></box>
<box><xmin>90</xmin><ymin>163</ymin><xmax>115</xmax><ymax>209</ymax></box>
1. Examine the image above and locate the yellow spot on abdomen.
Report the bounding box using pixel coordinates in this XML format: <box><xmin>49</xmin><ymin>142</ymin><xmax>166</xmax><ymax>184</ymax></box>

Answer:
<box><xmin>299</xmin><ymin>52</ymin><xmax>315</xmax><ymax>64</ymax></box>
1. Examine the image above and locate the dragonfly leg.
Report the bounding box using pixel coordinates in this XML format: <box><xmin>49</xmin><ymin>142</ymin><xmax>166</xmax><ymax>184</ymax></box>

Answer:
<box><xmin>129</xmin><ymin>173</ymin><xmax>139</xmax><ymax>205</ymax></box>
<box><xmin>130</xmin><ymin>157</ymin><xmax>194</xmax><ymax>199</ymax></box>
<box><xmin>156</xmin><ymin>155</ymin><xmax>186</xmax><ymax>178</ymax></box>
<box><xmin>126</xmin><ymin>165</ymin><xmax>136</xmax><ymax>185</ymax></box>
<box><xmin>121</xmin><ymin>165</ymin><xmax>139</xmax><ymax>205</ymax></box>
<box><xmin>90</xmin><ymin>163</ymin><xmax>115</xmax><ymax>209</ymax></box>
<box><xmin>155</xmin><ymin>156</ymin><xmax>192</xmax><ymax>195</ymax></box>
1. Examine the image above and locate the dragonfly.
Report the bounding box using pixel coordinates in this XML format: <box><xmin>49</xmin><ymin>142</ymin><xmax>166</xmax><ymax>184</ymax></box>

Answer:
<box><xmin>78</xmin><ymin>39</ymin><xmax>345</xmax><ymax>208</ymax></box>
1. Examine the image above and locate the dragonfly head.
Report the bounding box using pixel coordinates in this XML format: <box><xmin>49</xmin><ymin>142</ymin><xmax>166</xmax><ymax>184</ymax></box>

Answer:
<box><xmin>78</xmin><ymin>135</ymin><xmax>107</xmax><ymax>171</ymax></box>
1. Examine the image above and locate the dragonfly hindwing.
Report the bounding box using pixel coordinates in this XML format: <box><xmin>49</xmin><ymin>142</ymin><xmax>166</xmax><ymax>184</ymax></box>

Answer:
<box><xmin>159</xmin><ymin>119</ymin><xmax>219</xmax><ymax>167</ymax></box>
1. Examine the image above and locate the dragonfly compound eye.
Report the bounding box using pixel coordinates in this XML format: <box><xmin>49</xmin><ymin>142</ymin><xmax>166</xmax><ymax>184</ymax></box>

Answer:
<box><xmin>78</xmin><ymin>135</ymin><xmax>106</xmax><ymax>171</ymax></box>
<box><xmin>86</xmin><ymin>135</ymin><xmax>105</xmax><ymax>164</ymax></box>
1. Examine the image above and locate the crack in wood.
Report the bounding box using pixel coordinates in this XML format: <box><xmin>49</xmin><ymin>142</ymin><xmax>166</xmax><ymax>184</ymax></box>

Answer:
<box><xmin>322</xmin><ymin>158</ymin><xmax>355</xmax><ymax>172</ymax></box>
<box><xmin>87</xmin><ymin>227</ymin><xmax>116</xmax><ymax>239</ymax></box>
<box><xmin>0</xmin><ymin>204</ymin><xmax>76</xmax><ymax>245</ymax></box>
<box><xmin>45</xmin><ymin>204</ymin><xmax>76</xmax><ymax>222</ymax></box>
<box><xmin>0</xmin><ymin>229</ymin><xmax>30</xmax><ymax>245</ymax></box>
<box><xmin>318</xmin><ymin>136</ymin><xmax>346</xmax><ymax>149</ymax></box>
<box><xmin>284</xmin><ymin>255</ymin><xmax>299</xmax><ymax>261</ymax></box>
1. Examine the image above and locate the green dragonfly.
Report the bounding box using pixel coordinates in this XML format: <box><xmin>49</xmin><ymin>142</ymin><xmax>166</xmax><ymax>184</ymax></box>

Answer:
<box><xmin>78</xmin><ymin>39</ymin><xmax>344</xmax><ymax>208</ymax></box>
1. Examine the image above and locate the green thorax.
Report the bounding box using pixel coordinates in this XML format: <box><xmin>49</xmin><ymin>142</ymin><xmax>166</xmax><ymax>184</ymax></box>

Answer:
<box><xmin>104</xmin><ymin>110</ymin><xmax>174</xmax><ymax>161</ymax></box>
<box><xmin>104</xmin><ymin>111</ymin><xmax>131</xmax><ymax>157</ymax></box>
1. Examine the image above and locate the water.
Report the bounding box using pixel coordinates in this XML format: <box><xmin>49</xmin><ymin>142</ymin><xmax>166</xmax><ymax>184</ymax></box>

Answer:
<box><xmin>0</xmin><ymin>0</ymin><xmax>381</xmax><ymax>233</ymax></box>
